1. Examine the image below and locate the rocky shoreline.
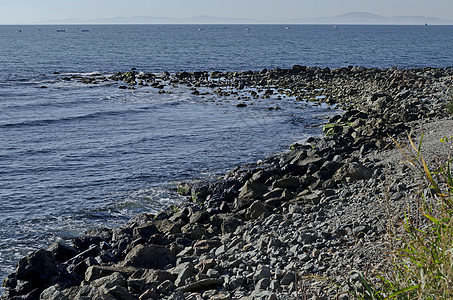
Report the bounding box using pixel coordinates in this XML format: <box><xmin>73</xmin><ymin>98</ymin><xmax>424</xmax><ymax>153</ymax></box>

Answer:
<box><xmin>2</xmin><ymin>66</ymin><xmax>453</xmax><ymax>300</ymax></box>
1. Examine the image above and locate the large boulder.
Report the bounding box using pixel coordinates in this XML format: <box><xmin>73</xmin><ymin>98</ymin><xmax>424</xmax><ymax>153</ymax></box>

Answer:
<box><xmin>245</xmin><ymin>200</ymin><xmax>270</xmax><ymax>220</ymax></box>
<box><xmin>122</xmin><ymin>244</ymin><xmax>176</xmax><ymax>269</ymax></box>
<box><xmin>238</xmin><ymin>180</ymin><xmax>268</xmax><ymax>199</ymax></box>
<box><xmin>16</xmin><ymin>249</ymin><xmax>58</xmax><ymax>284</ymax></box>
<box><xmin>47</xmin><ymin>241</ymin><xmax>78</xmax><ymax>262</ymax></box>
<box><xmin>132</xmin><ymin>221</ymin><xmax>159</xmax><ymax>239</ymax></box>
<box><xmin>333</xmin><ymin>162</ymin><xmax>373</xmax><ymax>182</ymax></box>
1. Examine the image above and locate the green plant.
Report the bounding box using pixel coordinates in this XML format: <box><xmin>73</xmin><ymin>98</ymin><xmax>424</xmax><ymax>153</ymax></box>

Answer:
<box><xmin>379</xmin><ymin>133</ymin><xmax>453</xmax><ymax>299</ymax></box>
<box><xmin>341</xmin><ymin>133</ymin><xmax>453</xmax><ymax>299</ymax></box>
<box><xmin>176</xmin><ymin>184</ymin><xmax>191</xmax><ymax>196</ymax></box>
<box><xmin>440</xmin><ymin>135</ymin><xmax>453</xmax><ymax>143</ymax></box>
<box><xmin>169</xmin><ymin>204</ymin><xmax>180</xmax><ymax>213</ymax></box>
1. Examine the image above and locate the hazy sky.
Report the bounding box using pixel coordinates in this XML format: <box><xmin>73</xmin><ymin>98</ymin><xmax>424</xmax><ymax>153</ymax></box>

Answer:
<box><xmin>1</xmin><ymin>0</ymin><xmax>452</xmax><ymax>23</ymax></box>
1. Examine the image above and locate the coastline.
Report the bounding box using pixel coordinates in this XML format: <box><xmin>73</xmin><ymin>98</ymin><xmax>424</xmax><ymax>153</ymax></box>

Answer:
<box><xmin>2</xmin><ymin>66</ymin><xmax>452</xmax><ymax>299</ymax></box>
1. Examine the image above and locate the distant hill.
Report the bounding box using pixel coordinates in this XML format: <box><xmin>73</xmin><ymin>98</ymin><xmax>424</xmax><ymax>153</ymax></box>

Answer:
<box><xmin>39</xmin><ymin>12</ymin><xmax>453</xmax><ymax>25</ymax></box>
<box><xmin>294</xmin><ymin>12</ymin><xmax>453</xmax><ymax>25</ymax></box>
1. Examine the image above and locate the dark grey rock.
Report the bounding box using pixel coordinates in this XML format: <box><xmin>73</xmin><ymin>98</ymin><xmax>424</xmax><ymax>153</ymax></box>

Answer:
<box><xmin>177</xmin><ymin>278</ymin><xmax>224</xmax><ymax>293</ymax></box>
<box><xmin>16</xmin><ymin>249</ymin><xmax>58</xmax><ymax>284</ymax></box>
<box><xmin>39</xmin><ymin>285</ymin><xmax>68</xmax><ymax>300</ymax></box>
<box><xmin>239</xmin><ymin>180</ymin><xmax>268</xmax><ymax>199</ymax></box>
<box><xmin>47</xmin><ymin>241</ymin><xmax>78</xmax><ymax>263</ymax></box>
<box><xmin>245</xmin><ymin>200</ymin><xmax>269</xmax><ymax>220</ymax></box>
<box><xmin>122</xmin><ymin>244</ymin><xmax>176</xmax><ymax>269</ymax></box>
<box><xmin>132</xmin><ymin>221</ymin><xmax>159</xmax><ymax>239</ymax></box>
<box><xmin>333</xmin><ymin>162</ymin><xmax>373</xmax><ymax>182</ymax></box>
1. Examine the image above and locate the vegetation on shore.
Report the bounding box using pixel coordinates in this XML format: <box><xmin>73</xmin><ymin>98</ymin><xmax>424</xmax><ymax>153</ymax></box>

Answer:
<box><xmin>347</xmin><ymin>133</ymin><xmax>453</xmax><ymax>299</ymax></box>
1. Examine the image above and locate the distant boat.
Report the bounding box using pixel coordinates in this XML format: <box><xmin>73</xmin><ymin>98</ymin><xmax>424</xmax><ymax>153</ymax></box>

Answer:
<box><xmin>245</xmin><ymin>28</ymin><xmax>249</xmax><ymax>31</ymax></box>
<box><xmin>16</xmin><ymin>29</ymin><xmax>22</xmax><ymax>32</ymax></box>
<box><xmin>333</xmin><ymin>25</ymin><xmax>337</xmax><ymax>29</ymax></box>
<box><xmin>56</xmin><ymin>30</ymin><xmax>66</xmax><ymax>32</ymax></box>
<box><xmin>425</xmin><ymin>23</ymin><xmax>428</xmax><ymax>26</ymax></box>
<box><xmin>81</xmin><ymin>30</ymin><xmax>90</xmax><ymax>32</ymax></box>
<box><xmin>285</xmin><ymin>27</ymin><xmax>289</xmax><ymax>30</ymax></box>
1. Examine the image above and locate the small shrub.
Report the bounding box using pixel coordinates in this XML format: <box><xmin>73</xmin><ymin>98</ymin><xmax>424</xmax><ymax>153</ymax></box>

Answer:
<box><xmin>379</xmin><ymin>133</ymin><xmax>453</xmax><ymax>299</ymax></box>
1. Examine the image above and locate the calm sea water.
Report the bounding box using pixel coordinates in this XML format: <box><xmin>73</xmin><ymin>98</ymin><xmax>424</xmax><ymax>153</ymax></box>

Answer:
<box><xmin>0</xmin><ymin>25</ymin><xmax>452</xmax><ymax>280</ymax></box>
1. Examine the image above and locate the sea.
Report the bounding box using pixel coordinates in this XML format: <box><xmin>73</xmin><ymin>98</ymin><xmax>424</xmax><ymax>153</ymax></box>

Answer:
<box><xmin>0</xmin><ymin>24</ymin><xmax>452</xmax><ymax>281</ymax></box>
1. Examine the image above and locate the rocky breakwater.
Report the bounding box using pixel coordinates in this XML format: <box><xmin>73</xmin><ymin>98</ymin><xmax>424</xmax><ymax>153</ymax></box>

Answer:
<box><xmin>2</xmin><ymin>67</ymin><xmax>452</xmax><ymax>299</ymax></box>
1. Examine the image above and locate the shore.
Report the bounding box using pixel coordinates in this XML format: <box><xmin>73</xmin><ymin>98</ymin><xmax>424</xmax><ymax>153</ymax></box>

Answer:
<box><xmin>2</xmin><ymin>66</ymin><xmax>453</xmax><ymax>300</ymax></box>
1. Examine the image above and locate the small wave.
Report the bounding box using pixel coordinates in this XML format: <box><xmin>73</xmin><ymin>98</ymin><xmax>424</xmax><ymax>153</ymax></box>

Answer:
<box><xmin>108</xmin><ymin>186</ymin><xmax>182</xmax><ymax>217</ymax></box>
<box><xmin>0</xmin><ymin>108</ymin><xmax>145</xmax><ymax>129</ymax></box>
<box><xmin>60</xmin><ymin>71</ymin><xmax>103</xmax><ymax>77</ymax></box>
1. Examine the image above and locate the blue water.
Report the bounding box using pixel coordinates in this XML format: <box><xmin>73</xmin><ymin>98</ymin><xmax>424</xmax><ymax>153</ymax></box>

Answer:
<box><xmin>0</xmin><ymin>25</ymin><xmax>452</xmax><ymax>281</ymax></box>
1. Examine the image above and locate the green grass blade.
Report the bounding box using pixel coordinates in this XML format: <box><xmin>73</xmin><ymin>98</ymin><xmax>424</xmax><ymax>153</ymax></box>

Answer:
<box><xmin>387</xmin><ymin>284</ymin><xmax>420</xmax><ymax>298</ymax></box>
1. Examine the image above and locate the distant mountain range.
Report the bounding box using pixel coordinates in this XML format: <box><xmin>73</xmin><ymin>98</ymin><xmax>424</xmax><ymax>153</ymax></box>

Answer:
<box><xmin>297</xmin><ymin>12</ymin><xmax>453</xmax><ymax>25</ymax></box>
<box><xmin>40</xmin><ymin>12</ymin><xmax>453</xmax><ymax>25</ymax></box>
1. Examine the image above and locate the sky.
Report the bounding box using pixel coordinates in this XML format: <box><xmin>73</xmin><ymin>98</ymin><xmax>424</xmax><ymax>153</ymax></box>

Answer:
<box><xmin>0</xmin><ymin>0</ymin><xmax>452</xmax><ymax>24</ymax></box>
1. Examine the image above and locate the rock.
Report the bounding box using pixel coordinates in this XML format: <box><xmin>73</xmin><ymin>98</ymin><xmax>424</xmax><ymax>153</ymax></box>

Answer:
<box><xmin>189</xmin><ymin>210</ymin><xmax>211</xmax><ymax>224</ymax></box>
<box><xmin>181</xmin><ymin>223</ymin><xmax>207</xmax><ymax>240</ymax></box>
<box><xmin>122</xmin><ymin>244</ymin><xmax>176</xmax><ymax>269</ymax></box>
<box><xmin>155</xmin><ymin>219</ymin><xmax>184</xmax><ymax>234</ymax></box>
<box><xmin>352</xmin><ymin>225</ymin><xmax>371</xmax><ymax>237</ymax></box>
<box><xmin>16</xmin><ymin>249</ymin><xmax>58</xmax><ymax>284</ymax></box>
<box><xmin>220</xmin><ymin>215</ymin><xmax>241</xmax><ymax>234</ymax></box>
<box><xmin>85</xmin><ymin>265</ymin><xmax>136</xmax><ymax>282</ymax></box>
<box><xmin>292</xmin><ymin>192</ymin><xmax>321</xmax><ymax>205</ymax></box>
<box><xmin>128</xmin><ymin>269</ymin><xmax>175</xmax><ymax>295</ymax></box>
<box><xmin>47</xmin><ymin>241</ymin><xmax>78</xmax><ymax>262</ymax></box>
<box><xmin>131</xmin><ymin>268</ymin><xmax>175</xmax><ymax>285</ymax></box>
<box><xmin>298</xmin><ymin>233</ymin><xmax>317</xmax><ymax>244</ymax></box>
<box><xmin>126</xmin><ymin>213</ymin><xmax>155</xmax><ymax>228</ymax></box>
<box><xmin>272</xmin><ymin>175</ymin><xmax>300</xmax><ymax>189</ymax></box>
<box><xmin>177</xmin><ymin>278</ymin><xmax>224</xmax><ymax>293</ymax></box>
<box><xmin>263</xmin><ymin>188</ymin><xmax>284</xmax><ymax>200</ymax></box>
<box><xmin>174</xmin><ymin>262</ymin><xmax>196</xmax><ymax>287</ymax></box>
<box><xmin>40</xmin><ymin>285</ymin><xmax>68</xmax><ymax>300</ymax></box>
<box><xmin>280</xmin><ymin>272</ymin><xmax>295</xmax><ymax>285</ymax></box>
<box><xmin>255</xmin><ymin>278</ymin><xmax>271</xmax><ymax>290</ymax></box>
<box><xmin>196</xmin><ymin>258</ymin><xmax>217</xmax><ymax>274</ymax></box>
<box><xmin>239</xmin><ymin>180</ymin><xmax>268</xmax><ymax>199</ymax></box>
<box><xmin>227</xmin><ymin>276</ymin><xmax>245</xmax><ymax>290</ymax></box>
<box><xmin>207</xmin><ymin>269</ymin><xmax>221</xmax><ymax>278</ymax></box>
<box><xmin>107</xmin><ymin>285</ymin><xmax>136</xmax><ymax>300</ymax></box>
<box><xmin>133</xmin><ymin>222</ymin><xmax>159</xmax><ymax>239</ymax></box>
<box><xmin>72</xmin><ymin>235</ymin><xmax>103</xmax><ymax>252</ymax></box>
<box><xmin>245</xmin><ymin>200</ymin><xmax>269</xmax><ymax>220</ymax></box>
<box><xmin>333</xmin><ymin>162</ymin><xmax>373</xmax><ymax>182</ymax></box>
<box><xmin>209</xmin><ymin>292</ymin><xmax>232</xmax><ymax>300</ymax></box>
<box><xmin>253</xmin><ymin>266</ymin><xmax>271</xmax><ymax>282</ymax></box>
<box><xmin>297</xmin><ymin>155</ymin><xmax>325</xmax><ymax>169</ymax></box>
<box><xmin>139</xmin><ymin>289</ymin><xmax>159</xmax><ymax>300</ymax></box>
<box><xmin>157</xmin><ymin>279</ymin><xmax>177</xmax><ymax>295</ymax></box>
<box><xmin>88</xmin><ymin>272</ymin><xmax>127</xmax><ymax>298</ymax></box>
<box><xmin>193</xmin><ymin>239</ymin><xmax>222</xmax><ymax>255</ymax></box>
